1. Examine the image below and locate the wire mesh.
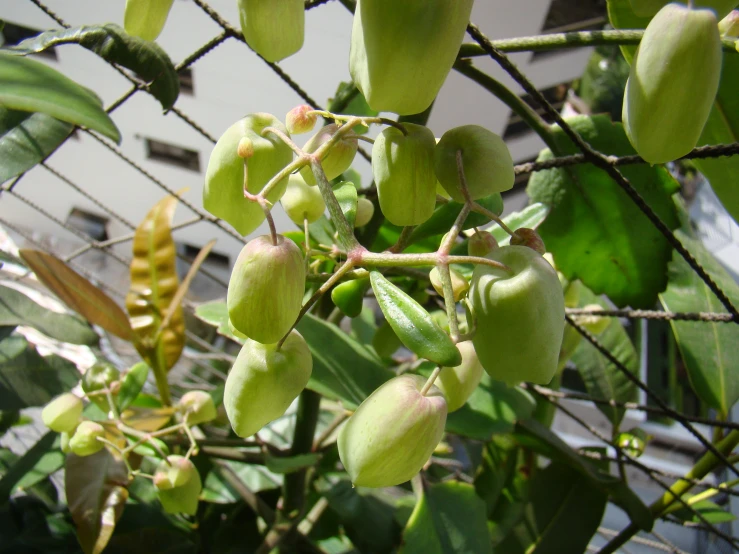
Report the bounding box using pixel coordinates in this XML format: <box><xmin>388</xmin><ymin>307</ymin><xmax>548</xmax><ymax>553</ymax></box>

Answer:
<box><xmin>1</xmin><ymin>1</ymin><xmax>738</xmax><ymax>552</ymax></box>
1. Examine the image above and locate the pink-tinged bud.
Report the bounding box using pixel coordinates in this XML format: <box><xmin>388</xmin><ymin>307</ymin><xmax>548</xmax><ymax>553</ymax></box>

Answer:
<box><xmin>68</xmin><ymin>421</ymin><xmax>105</xmax><ymax>457</ymax></box>
<box><xmin>719</xmin><ymin>10</ymin><xmax>739</xmax><ymax>37</ymax></box>
<box><xmin>178</xmin><ymin>391</ymin><xmax>217</xmax><ymax>425</ymax></box>
<box><xmin>237</xmin><ymin>137</ymin><xmax>254</xmax><ymax>159</ymax></box>
<box><xmin>468</xmin><ymin>230</ymin><xmax>498</xmax><ymax>258</ymax></box>
<box><xmin>153</xmin><ymin>455</ymin><xmax>202</xmax><ymax>514</ymax></box>
<box><xmin>437</xmin><ymin>341</ymin><xmax>484</xmax><ymax>412</ymax></box>
<box><xmin>510</xmin><ymin>228</ymin><xmax>546</xmax><ymax>255</ymax></box>
<box><xmin>286</xmin><ymin>104</ymin><xmax>318</xmax><ymax>135</ymax></box>
<box><xmin>42</xmin><ymin>393</ymin><xmax>83</xmax><ymax>433</ymax></box>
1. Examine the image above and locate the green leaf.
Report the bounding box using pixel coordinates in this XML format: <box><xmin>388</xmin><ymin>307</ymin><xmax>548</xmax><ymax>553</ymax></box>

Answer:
<box><xmin>334</xmin><ymin>182</ymin><xmax>358</xmax><ymax>228</ymax></box>
<box><xmin>659</xmin><ymin>227</ymin><xmax>739</xmax><ymax>415</ymax></box>
<box><xmin>0</xmin><ymin>108</ymin><xmax>73</xmax><ymax>184</ymax></box>
<box><xmin>400</xmin><ymin>481</ymin><xmax>490</xmax><ymax>554</ymax></box>
<box><xmin>117</xmin><ymin>362</ymin><xmax>149</xmax><ymax>411</ymax></box>
<box><xmin>8</xmin><ymin>23</ymin><xmax>179</xmax><ymax>110</ymax></box>
<box><xmin>193</xmin><ymin>300</ymin><xmax>245</xmax><ymax>343</ymax></box>
<box><xmin>0</xmin><ymin>431</ymin><xmax>61</xmax><ymax>502</ymax></box>
<box><xmin>65</xmin><ymin>448</ymin><xmax>129</xmax><ymax>554</ymax></box>
<box><xmin>0</xmin><ymin>284</ymin><xmax>98</xmax><ymax>345</ymax></box>
<box><xmin>484</xmin><ymin>202</ymin><xmax>550</xmax><ymax>247</ymax></box>
<box><xmin>527</xmin><ymin>115</ymin><xmax>680</xmax><ymax>308</ymax></box>
<box><xmin>202</xmin><ymin>461</ymin><xmax>282</xmax><ymax>503</ymax></box>
<box><xmin>569</xmin><ymin>281</ymin><xmax>638</xmax><ymax>426</ymax></box>
<box><xmin>296</xmin><ymin>313</ymin><xmax>394</xmax><ymax>409</ymax></box>
<box><xmin>409</xmin><ymin>193</ymin><xmax>504</xmax><ymax>243</ymax></box>
<box><xmin>0</xmin><ymin>52</ymin><xmax>120</xmax><ymax>143</ymax></box>
<box><xmin>264</xmin><ymin>452</ymin><xmax>321</xmax><ymax>474</ymax></box>
<box><xmin>672</xmin><ymin>499</ymin><xmax>737</xmax><ymax>525</ymax></box>
<box><xmin>0</xmin><ymin>336</ymin><xmax>80</xmax><ymax>410</ymax></box>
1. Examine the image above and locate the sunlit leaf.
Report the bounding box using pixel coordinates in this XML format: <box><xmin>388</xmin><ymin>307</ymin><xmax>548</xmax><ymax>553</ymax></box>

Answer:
<box><xmin>117</xmin><ymin>362</ymin><xmax>149</xmax><ymax>411</ymax></box>
<box><xmin>121</xmin><ymin>406</ymin><xmax>175</xmax><ymax>432</ymax></box>
<box><xmin>334</xmin><ymin>182</ymin><xmax>358</xmax><ymax>228</ymax></box>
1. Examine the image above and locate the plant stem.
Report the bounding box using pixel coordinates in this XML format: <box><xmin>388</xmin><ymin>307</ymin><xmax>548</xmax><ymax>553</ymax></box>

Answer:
<box><xmin>420</xmin><ymin>367</ymin><xmax>442</xmax><ymax>396</ymax></box>
<box><xmin>362</xmin><ymin>251</ymin><xmax>510</xmax><ymax>272</ymax></box>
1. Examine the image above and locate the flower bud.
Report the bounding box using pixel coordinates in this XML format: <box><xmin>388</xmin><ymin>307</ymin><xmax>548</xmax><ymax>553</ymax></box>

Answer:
<box><xmin>436</xmin><ymin>341</ymin><xmax>484</xmax><ymax>412</ymax></box>
<box><xmin>355</xmin><ymin>197</ymin><xmax>375</xmax><ymax>227</ymax></box>
<box><xmin>468</xmin><ymin>230</ymin><xmax>498</xmax><ymax>257</ymax></box>
<box><xmin>280</xmin><ymin>174</ymin><xmax>326</xmax><ymax>225</ymax></box>
<box><xmin>154</xmin><ymin>455</ymin><xmax>202</xmax><ymax>515</ymax></box>
<box><xmin>42</xmin><ymin>393</ymin><xmax>83</xmax><ymax>433</ymax></box>
<box><xmin>510</xmin><ymin>228</ymin><xmax>546</xmax><ymax>255</ymax></box>
<box><xmin>300</xmin><ymin>124</ymin><xmax>358</xmax><ymax>185</ymax></box>
<box><xmin>238</xmin><ymin>0</ymin><xmax>305</xmax><ymax>63</ymax></box>
<box><xmin>178</xmin><ymin>391</ymin><xmax>217</xmax><ymax>425</ymax></box>
<box><xmin>338</xmin><ymin>374</ymin><xmax>447</xmax><ymax>488</ymax></box>
<box><xmin>237</xmin><ymin>137</ymin><xmax>254</xmax><ymax>159</ymax></box>
<box><xmin>719</xmin><ymin>10</ymin><xmax>739</xmax><ymax>37</ymax></box>
<box><xmin>68</xmin><ymin>421</ymin><xmax>105</xmax><ymax>457</ymax></box>
<box><xmin>429</xmin><ymin>267</ymin><xmax>469</xmax><ymax>302</ymax></box>
<box><xmin>286</xmin><ymin>104</ymin><xmax>318</xmax><ymax>135</ymax></box>
<box><xmin>227</xmin><ymin>234</ymin><xmax>305</xmax><ymax>344</ymax></box>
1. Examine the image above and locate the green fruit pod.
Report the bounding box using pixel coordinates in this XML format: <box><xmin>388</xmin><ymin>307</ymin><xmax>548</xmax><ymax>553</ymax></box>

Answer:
<box><xmin>238</xmin><ymin>0</ymin><xmax>305</xmax><ymax>63</ymax></box>
<box><xmin>355</xmin><ymin>197</ymin><xmax>375</xmax><ymax>227</ymax></box>
<box><xmin>224</xmin><ymin>330</ymin><xmax>313</xmax><ymax>438</ymax></box>
<box><xmin>204</xmin><ymin>113</ymin><xmax>293</xmax><ymax>236</ymax></box>
<box><xmin>68</xmin><ymin>421</ymin><xmax>105</xmax><ymax>457</ymax></box>
<box><xmin>228</xmin><ymin>234</ymin><xmax>305</xmax><ymax>344</ymax></box>
<box><xmin>42</xmin><ymin>393</ymin><xmax>83</xmax><ymax>433</ymax></box>
<box><xmin>468</xmin><ymin>230</ymin><xmax>498</xmax><ymax>258</ymax></box>
<box><xmin>370</xmin><ymin>271</ymin><xmax>461</xmax><ymax>367</ymax></box>
<box><xmin>154</xmin><ymin>455</ymin><xmax>202</xmax><ymax>515</ymax></box>
<box><xmin>280</xmin><ymin>174</ymin><xmax>326</xmax><ymax>225</ymax></box>
<box><xmin>469</xmin><ymin>246</ymin><xmax>565</xmax><ymax>385</ymax></box>
<box><xmin>622</xmin><ymin>4</ymin><xmax>722</xmax><ymax>164</ymax></box>
<box><xmin>178</xmin><ymin>391</ymin><xmax>217</xmax><ymax>425</ymax></box>
<box><xmin>124</xmin><ymin>0</ymin><xmax>175</xmax><ymax>41</ymax></box>
<box><xmin>338</xmin><ymin>374</ymin><xmax>447</xmax><ymax>487</ymax></box>
<box><xmin>435</xmin><ymin>125</ymin><xmax>515</xmax><ymax>201</ymax></box>
<box><xmin>373</xmin><ymin>123</ymin><xmax>437</xmax><ymax>226</ymax></box>
<box><xmin>300</xmin><ymin>124</ymin><xmax>358</xmax><ymax>185</ymax></box>
<box><xmin>510</xmin><ymin>228</ymin><xmax>546</xmax><ymax>255</ymax></box>
<box><xmin>628</xmin><ymin>0</ymin><xmax>738</xmax><ymax>18</ymax></box>
<box><xmin>331</xmin><ymin>278</ymin><xmax>371</xmax><ymax>318</ymax></box>
<box><xmin>349</xmin><ymin>0</ymin><xmax>474</xmax><ymax>115</ymax></box>
<box><xmin>429</xmin><ymin>267</ymin><xmax>469</xmax><ymax>302</ymax></box>
<box><xmin>436</xmin><ymin>341</ymin><xmax>484</xmax><ymax>412</ymax></box>
<box><xmin>82</xmin><ymin>362</ymin><xmax>121</xmax><ymax>411</ymax></box>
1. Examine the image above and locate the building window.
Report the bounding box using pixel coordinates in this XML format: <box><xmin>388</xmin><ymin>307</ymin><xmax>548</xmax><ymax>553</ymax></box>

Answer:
<box><xmin>181</xmin><ymin>243</ymin><xmax>230</xmax><ymax>270</ymax></box>
<box><xmin>178</xmin><ymin>68</ymin><xmax>194</xmax><ymax>95</ymax></box>
<box><xmin>66</xmin><ymin>208</ymin><xmax>109</xmax><ymax>242</ymax></box>
<box><xmin>502</xmin><ymin>81</ymin><xmax>573</xmax><ymax>141</ymax></box>
<box><xmin>0</xmin><ymin>22</ymin><xmax>58</xmax><ymax>60</ymax></box>
<box><xmin>533</xmin><ymin>0</ymin><xmax>607</xmax><ymax>60</ymax></box>
<box><xmin>145</xmin><ymin>138</ymin><xmax>200</xmax><ymax>172</ymax></box>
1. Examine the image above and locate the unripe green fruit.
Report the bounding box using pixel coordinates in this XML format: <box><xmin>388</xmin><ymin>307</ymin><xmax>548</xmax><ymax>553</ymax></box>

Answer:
<box><xmin>349</xmin><ymin>0</ymin><xmax>474</xmax><ymax>115</ymax></box>
<box><xmin>178</xmin><ymin>391</ymin><xmax>217</xmax><ymax>425</ymax></box>
<box><xmin>224</xmin><ymin>330</ymin><xmax>312</xmax><ymax>438</ymax></box>
<box><xmin>338</xmin><ymin>374</ymin><xmax>447</xmax><ymax>488</ymax></box>
<box><xmin>286</xmin><ymin>104</ymin><xmax>318</xmax><ymax>135</ymax></box>
<box><xmin>204</xmin><ymin>114</ymin><xmax>293</xmax><ymax>236</ymax></box>
<box><xmin>623</xmin><ymin>4</ymin><xmax>722</xmax><ymax>164</ymax></box>
<box><xmin>300</xmin><ymin>124</ymin><xmax>358</xmax><ymax>185</ymax></box>
<box><xmin>468</xmin><ymin>231</ymin><xmax>499</xmax><ymax>257</ymax></box>
<box><xmin>628</xmin><ymin>0</ymin><xmax>738</xmax><ymax>18</ymax></box>
<box><xmin>510</xmin><ymin>228</ymin><xmax>546</xmax><ymax>255</ymax></box>
<box><xmin>154</xmin><ymin>455</ymin><xmax>202</xmax><ymax>515</ymax></box>
<box><xmin>227</xmin><ymin>235</ymin><xmax>305</xmax><ymax>344</ymax></box>
<box><xmin>238</xmin><ymin>0</ymin><xmax>305</xmax><ymax>63</ymax></box>
<box><xmin>82</xmin><ymin>362</ymin><xmax>120</xmax><ymax>411</ymax></box>
<box><xmin>68</xmin><ymin>421</ymin><xmax>105</xmax><ymax>457</ymax></box>
<box><xmin>373</xmin><ymin>123</ymin><xmax>437</xmax><ymax>226</ymax></box>
<box><xmin>469</xmin><ymin>246</ymin><xmax>565</xmax><ymax>385</ymax></box>
<box><xmin>436</xmin><ymin>341</ymin><xmax>484</xmax><ymax>412</ymax></box>
<box><xmin>42</xmin><ymin>393</ymin><xmax>83</xmax><ymax>433</ymax></box>
<box><xmin>355</xmin><ymin>198</ymin><xmax>375</xmax><ymax>227</ymax></box>
<box><xmin>280</xmin><ymin>174</ymin><xmax>326</xmax><ymax>225</ymax></box>
<box><xmin>331</xmin><ymin>278</ymin><xmax>370</xmax><ymax>318</ymax></box>
<box><xmin>429</xmin><ymin>267</ymin><xmax>469</xmax><ymax>302</ymax></box>
<box><xmin>124</xmin><ymin>0</ymin><xmax>175</xmax><ymax>41</ymax></box>
<box><xmin>435</xmin><ymin>125</ymin><xmax>515</xmax><ymax>201</ymax></box>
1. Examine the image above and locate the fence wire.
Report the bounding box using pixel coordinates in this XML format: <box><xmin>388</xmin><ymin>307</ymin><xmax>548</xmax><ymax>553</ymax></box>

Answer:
<box><xmin>2</xmin><ymin>1</ymin><xmax>738</xmax><ymax>553</ymax></box>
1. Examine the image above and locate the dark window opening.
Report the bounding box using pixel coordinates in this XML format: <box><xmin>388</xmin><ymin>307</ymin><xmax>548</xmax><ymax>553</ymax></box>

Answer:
<box><xmin>533</xmin><ymin>0</ymin><xmax>607</xmax><ymax>60</ymax></box>
<box><xmin>145</xmin><ymin>138</ymin><xmax>200</xmax><ymax>172</ymax></box>
<box><xmin>182</xmin><ymin>243</ymin><xmax>230</xmax><ymax>269</ymax></box>
<box><xmin>66</xmin><ymin>208</ymin><xmax>109</xmax><ymax>242</ymax></box>
<box><xmin>502</xmin><ymin>82</ymin><xmax>573</xmax><ymax>141</ymax></box>
<box><xmin>1</xmin><ymin>22</ymin><xmax>58</xmax><ymax>60</ymax></box>
<box><xmin>178</xmin><ymin>68</ymin><xmax>194</xmax><ymax>95</ymax></box>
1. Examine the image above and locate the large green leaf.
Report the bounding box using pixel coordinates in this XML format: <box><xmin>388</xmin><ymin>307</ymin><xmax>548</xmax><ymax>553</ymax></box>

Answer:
<box><xmin>0</xmin><ymin>52</ymin><xmax>120</xmax><ymax>143</ymax></box>
<box><xmin>0</xmin><ymin>431</ymin><xmax>61</xmax><ymax>502</ymax></box>
<box><xmin>0</xmin><ymin>336</ymin><xmax>80</xmax><ymax>410</ymax></box>
<box><xmin>296</xmin><ymin>313</ymin><xmax>394</xmax><ymax>409</ymax></box>
<box><xmin>671</xmin><ymin>498</ymin><xmax>737</xmax><ymax>525</ymax></box>
<box><xmin>484</xmin><ymin>202</ymin><xmax>550</xmax><ymax>246</ymax></box>
<box><xmin>569</xmin><ymin>281</ymin><xmax>638</xmax><ymax>426</ymax></box>
<box><xmin>527</xmin><ymin>115</ymin><xmax>680</xmax><ymax>308</ymax></box>
<box><xmin>659</xmin><ymin>227</ymin><xmax>739</xmax><ymax>416</ymax></box>
<box><xmin>0</xmin><ymin>108</ymin><xmax>73</xmax><ymax>184</ymax></box>
<box><xmin>409</xmin><ymin>193</ymin><xmax>504</xmax><ymax>243</ymax></box>
<box><xmin>8</xmin><ymin>23</ymin><xmax>179</xmax><ymax>110</ymax></box>
<box><xmin>400</xmin><ymin>481</ymin><xmax>490</xmax><ymax>554</ymax></box>
<box><xmin>202</xmin><ymin>461</ymin><xmax>282</xmax><ymax>503</ymax></box>
<box><xmin>0</xmin><ymin>284</ymin><xmax>98</xmax><ymax>345</ymax></box>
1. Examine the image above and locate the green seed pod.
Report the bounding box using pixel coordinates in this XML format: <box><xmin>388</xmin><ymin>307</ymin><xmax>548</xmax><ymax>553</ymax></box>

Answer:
<box><xmin>154</xmin><ymin>455</ymin><xmax>202</xmax><ymax>515</ymax></box>
<box><xmin>355</xmin><ymin>197</ymin><xmax>375</xmax><ymax>227</ymax></box>
<box><xmin>436</xmin><ymin>341</ymin><xmax>484</xmax><ymax>412</ymax></box>
<box><xmin>623</xmin><ymin>4</ymin><xmax>722</xmax><ymax>164</ymax></box>
<box><xmin>280</xmin><ymin>174</ymin><xmax>326</xmax><ymax>225</ymax></box>
<box><xmin>124</xmin><ymin>0</ymin><xmax>175</xmax><ymax>41</ymax></box>
<box><xmin>204</xmin><ymin>113</ymin><xmax>293</xmax><ymax>236</ymax></box>
<box><xmin>469</xmin><ymin>246</ymin><xmax>565</xmax><ymax>385</ymax></box>
<box><xmin>373</xmin><ymin>123</ymin><xmax>437</xmax><ymax>226</ymax></box>
<box><xmin>227</xmin><ymin>234</ymin><xmax>305</xmax><ymax>344</ymax></box>
<box><xmin>300</xmin><ymin>124</ymin><xmax>358</xmax><ymax>185</ymax></box>
<box><xmin>42</xmin><ymin>393</ymin><xmax>83</xmax><ymax>433</ymax></box>
<box><xmin>468</xmin><ymin>230</ymin><xmax>499</xmax><ymax>258</ymax></box>
<box><xmin>510</xmin><ymin>228</ymin><xmax>546</xmax><ymax>255</ymax></box>
<box><xmin>238</xmin><ymin>0</ymin><xmax>305</xmax><ymax>63</ymax></box>
<box><xmin>370</xmin><ymin>271</ymin><xmax>461</xmax><ymax>367</ymax></box>
<box><xmin>349</xmin><ymin>0</ymin><xmax>474</xmax><ymax>115</ymax></box>
<box><xmin>435</xmin><ymin>125</ymin><xmax>515</xmax><ymax>202</ymax></box>
<box><xmin>338</xmin><ymin>374</ymin><xmax>447</xmax><ymax>487</ymax></box>
<box><xmin>429</xmin><ymin>267</ymin><xmax>469</xmax><ymax>302</ymax></box>
<box><xmin>331</xmin><ymin>278</ymin><xmax>371</xmax><ymax>318</ymax></box>
<box><xmin>224</xmin><ymin>330</ymin><xmax>313</xmax><ymax>438</ymax></box>
<box><xmin>178</xmin><ymin>391</ymin><xmax>217</xmax><ymax>425</ymax></box>
<box><xmin>286</xmin><ymin>104</ymin><xmax>318</xmax><ymax>135</ymax></box>
<box><xmin>68</xmin><ymin>421</ymin><xmax>105</xmax><ymax>457</ymax></box>
<box><xmin>628</xmin><ymin>0</ymin><xmax>738</xmax><ymax>18</ymax></box>
<box><xmin>81</xmin><ymin>362</ymin><xmax>121</xmax><ymax>411</ymax></box>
